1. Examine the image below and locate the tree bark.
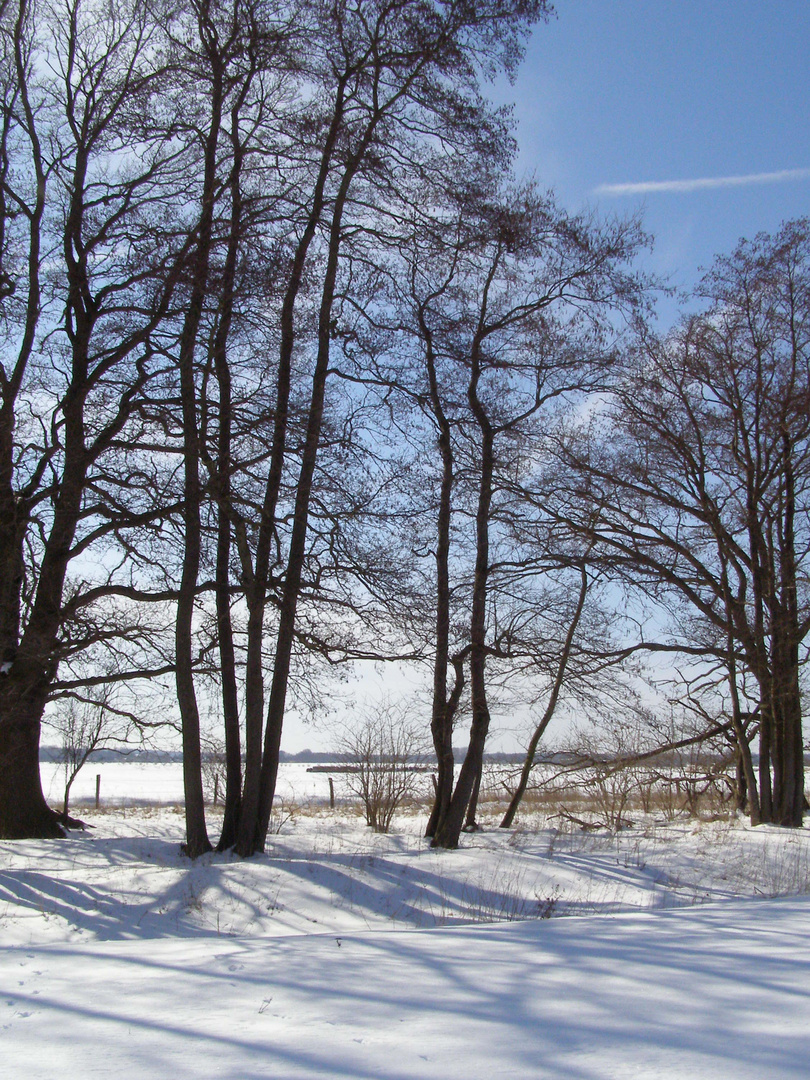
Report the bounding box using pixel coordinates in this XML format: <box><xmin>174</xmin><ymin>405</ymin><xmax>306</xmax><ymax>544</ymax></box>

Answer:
<box><xmin>174</xmin><ymin>37</ymin><xmax>227</xmax><ymax>858</ymax></box>
<box><xmin>420</xmin><ymin>305</ymin><xmax>458</xmax><ymax>839</ymax></box>
<box><xmin>433</xmin><ymin>331</ymin><xmax>494</xmax><ymax>849</ymax></box>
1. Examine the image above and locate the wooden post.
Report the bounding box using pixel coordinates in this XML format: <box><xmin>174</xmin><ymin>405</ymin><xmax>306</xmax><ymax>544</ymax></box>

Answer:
<box><xmin>95</xmin><ymin>774</ymin><xmax>101</xmax><ymax>809</ymax></box>
<box><xmin>328</xmin><ymin>777</ymin><xmax>335</xmax><ymax>809</ymax></box>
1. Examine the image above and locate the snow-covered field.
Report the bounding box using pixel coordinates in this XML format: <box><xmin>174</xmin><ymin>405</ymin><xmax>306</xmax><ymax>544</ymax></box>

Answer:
<box><xmin>39</xmin><ymin>760</ymin><xmax>346</xmax><ymax>807</ymax></box>
<box><xmin>3</xmin><ymin>769</ymin><xmax>810</xmax><ymax>1078</ymax></box>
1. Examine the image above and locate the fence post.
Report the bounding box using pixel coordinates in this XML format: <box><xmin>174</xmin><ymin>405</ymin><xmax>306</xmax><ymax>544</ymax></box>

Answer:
<box><xmin>328</xmin><ymin>777</ymin><xmax>335</xmax><ymax>809</ymax></box>
<box><xmin>95</xmin><ymin>774</ymin><xmax>101</xmax><ymax>809</ymax></box>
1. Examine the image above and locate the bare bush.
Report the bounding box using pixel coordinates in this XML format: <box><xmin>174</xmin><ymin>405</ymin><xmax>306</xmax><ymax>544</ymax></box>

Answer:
<box><xmin>46</xmin><ymin>689</ymin><xmax>136</xmax><ymax>817</ymax></box>
<box><xmin>336</xmin><ymin>701</ymin><xmax>429</xmax><ymax>833</ymax></box>
<box><xmin>555</xmin><ymin>711</ymin><xmax>737</xmax><ymax>829</ymax></box>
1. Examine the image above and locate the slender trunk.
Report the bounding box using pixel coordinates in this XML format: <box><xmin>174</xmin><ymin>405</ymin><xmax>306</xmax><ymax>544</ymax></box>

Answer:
<box><xmin>421</xmin><ymin>313</ymin><xmax>456</xmax><ymax>838</ymax></box>
<box><xmin>734</xmin><ymin>750</ymin><xmax>747</xmax><ymax>813</ymax></box>
<box><xmin>726</xmin><ymin>677</ymin><xmax>760</xmax><ymax>826</ymax></box>
<box><xmin>742</xmin><ymin>435</ymin><xmax>775</xmax><ymax>823</ymax></box>
<box><xmin>175</xmin><ymin>53</ymin><xmax>226</xmax><ymax>858</ymax></box>
<box><xmin>211</xmin><ymin>111</ymin><xmax>247</xmax><ymax>852</ymax></box>
<box><xmin>251</xmin><ymin>248</ymin><xmax>340</xmax><ymax>851</ymax></box>
<box><xmin>212</xmin><ymin>301</ymin><xmax>242</xmax><ymax>851</ymax></box>
<box><xmin>236</xmin><ymin>78</ymin><xmax>349</xmax><ymax>854</ymax></box>
<box><xmin>501</xmin><ymin>565</ymin><xmax>588</xmax><ymax>829</ymax></box>
<box><xmin>433</xmin><ymin>334</ymin><xmax>494</xmax><ymax>849</ymax></box>
<box><xmin>214</xmin><ymin>486</ymin><xmax>241</xmax><ymax>850</ymax></box>
<box><xmin>425</xmin><ymin>657</ymin><xmax>465</xmax><ymax>838</ymax></box>
<box><xmin>249</xmin><ymin>135</ymin><xmax>377</xmax><ymax>854</ymax></box>
<box><xmin>720</xmin><ymin>565</ymin><xmax>761</xmax><ymax>825</ymax></box>
<box><xmin>176</xmin><ymin>400</ymin><xmax>211</xmax><ymax>855</ymax></box>
<box><xmin>464</xmin><ymin>765</ymin><xmax>482</xmax><ymax>829</ymax></box>
<box><xmin>759</xmin><ymin>702</ymin><xmax>773</xmax><ymax>822</ymax></box>
<box><xmin>63</xmin><ymin>769</ymin><xmax>78</xmax><ymax>818</ymax></box>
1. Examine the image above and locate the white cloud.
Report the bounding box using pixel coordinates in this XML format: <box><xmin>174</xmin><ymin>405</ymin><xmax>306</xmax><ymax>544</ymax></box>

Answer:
<box><xmin>594</xmin><ymin>167</ymin><xmax>810</xmax><ymax>197</ymax></box>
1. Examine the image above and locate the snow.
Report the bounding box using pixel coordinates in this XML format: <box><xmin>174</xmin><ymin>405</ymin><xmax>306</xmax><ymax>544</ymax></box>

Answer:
<box><xmin>39</xmin><ymin>760</ymin><xmax>342</xmax><ymax>807</ymax></box>
<box><xmin>3</xmin><ymin>779</ymin><xmax>810</xmax><ymax>1078</ymax></box>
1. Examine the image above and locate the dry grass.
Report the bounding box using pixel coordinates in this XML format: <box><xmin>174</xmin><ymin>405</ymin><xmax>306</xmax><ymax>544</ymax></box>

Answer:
<box><xmin>70</xmin><ymin>761</ymin><xmax>753</xmax><ymax>834</ymax></box>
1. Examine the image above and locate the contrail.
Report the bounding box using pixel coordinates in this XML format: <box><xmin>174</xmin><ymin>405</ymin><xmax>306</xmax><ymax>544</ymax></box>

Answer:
<box><xmin>594</xmin><ymin>167</ymin><xmax>810</xmax><ymax>197</ymax></box>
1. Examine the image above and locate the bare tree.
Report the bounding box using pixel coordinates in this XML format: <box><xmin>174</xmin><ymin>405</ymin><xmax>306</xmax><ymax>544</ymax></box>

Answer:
<box><xmin>393</xmin><ymin>188</ymin><xmax>647</xmax><ymax>849</ymax></box>
<box><xmin>0</xmin><ymin>0</ymin><xmax>191</xmax><ymax>838</ymax></box>
<box><xmin>47</xmin><ymin>686</ymin><xmax>139</xmax><ymax>818</ymax></box>
<box><xmin>555</xmin><ymin>220</ymin><xmax>810</xmax><ymax>826</ymax></box>
<box><xmin>336</xmin><ymin>698</ymin><xmax>427</xmax><ymax>832</ymax></box>
<box><xmin>230</xmin><ymin>0</ymin><xmax>551</xmax><ymax>857</ymax></box>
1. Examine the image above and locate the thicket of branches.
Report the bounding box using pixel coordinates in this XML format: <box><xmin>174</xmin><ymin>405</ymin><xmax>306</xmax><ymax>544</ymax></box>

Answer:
<box><xmin>0</xmin><ymin>0</ymin><xmax>806</xmax><ymax>848</ymax></box>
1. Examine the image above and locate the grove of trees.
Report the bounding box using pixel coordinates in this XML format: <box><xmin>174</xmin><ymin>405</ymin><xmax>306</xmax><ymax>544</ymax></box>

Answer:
<box><xmin>0</xmin><ymin>0</ymin><xmax>806</xmax><ymax>846</ymax></box>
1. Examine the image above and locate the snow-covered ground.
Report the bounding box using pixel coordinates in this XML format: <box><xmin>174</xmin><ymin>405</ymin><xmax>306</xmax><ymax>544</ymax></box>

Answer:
<box><xmin>2</xmin><ymin>784</ymin><xmax>810</xmax><ymax>1078</ymax></box>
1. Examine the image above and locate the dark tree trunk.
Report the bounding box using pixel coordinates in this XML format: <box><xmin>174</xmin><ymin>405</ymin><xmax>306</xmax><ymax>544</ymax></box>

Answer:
<box><xmin>433</xmin><ymin>337</ymin><xmax>494</xmax><ymax>849</ymax></box>
<box><xmin>0</xmin><ymin>422</ymin><xmax>87</xmax><ymax>836</ymax></box>
<box><xmin>240</xmin><ymin>114</ymin><xmax>381</xmax><ymax>856</ymax></box>
<box><xmin>211</xmin><ymin>219</ymin><xmax>242</xmax><ymax>850</ymax></box>
<box><xmin>425</xmin><ymin>656</ymin><xmax>465</xmax><ymax>838</ymax></box>
<box><xmin>235</xmin><ymin>78</ymin><xmax>348</xmax><ymax>856</ymax></box>
<box><xmin>209</xmin><ymin>95</ymin><xmax>253</xmax><ymax>852</ymax></box>
<box><xmin>728</xmin><ymin>699</ymin><xmax>760</xmax><ymax>826</ymax></box>
<box><xmin>0</xmin><ymin>682</ymin><xmax>63</xmax><ymax>838</ymax></box>
<box><xmin>174</xmin><ymin>45</ymin><xmax>226</xmax><ymax>859</ymax></box>
<box><xmin>770</xmin><ymin>657</ymin><xmax>804</xmax><ymax>826</ymax></box>
<box><xmin>759</xmin><ymin>704</ymin><xmax>774</xmax><ymax>822</ymax></box>
<box><xmin>420</xmin><ymin>310</ymin><xmax>458</xmax><ymax>839</ymax></box>
<box><xmin>252</xmin><ymin>183</ymin><xmax>350</xmax><ymax>852</ymax></box>
<box><xmin>464</xmin><ymin>764</ymin><xmax>482</xmax><ymax>829</ymax></box>
<box><xmin>770</xmin><ymin>440</ymin><xmax>805</xmax><ymax>826</ymax></box>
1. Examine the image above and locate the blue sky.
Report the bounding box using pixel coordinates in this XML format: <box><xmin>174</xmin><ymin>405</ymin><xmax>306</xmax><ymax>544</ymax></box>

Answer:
<box><xmin>287</xmin><ymin>3</ymin><xmax>810</xmax><ymax>752</ymax></box>
<box><xmin>502</xmin><ymin>1</ymin><xmax>810</xmax><ymax>325</ymax></box>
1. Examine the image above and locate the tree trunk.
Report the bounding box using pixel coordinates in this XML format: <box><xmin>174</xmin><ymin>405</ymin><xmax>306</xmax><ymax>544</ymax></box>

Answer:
<box><xmin>240</xmin><ymin>116</ymin><xmax>381</xmax><ymax>855</ymax></box>
<box><xmin>174</xmin><ymin>49</ymin><xmax>226</xmax><ymax>859</ymax></box>
<box><xmin>770</xmin><ymin>655</ymin><xmax>804</xmax><ymax>826</ymax></box>
<box><xmin>433</xmin><ymin>337</ymin><xmax>493</xmax><ymax>849</ymax></box>
<box><xmin>770</xmin><ymin>440</ymin><xmax>805</xmax><ymax>826</ymax></box>
<box><xmin>422</xmin><ymin>314</ymin><xmax>457</xmax><ymax>839</ymax></box>
<box><xmin>464</xmin><ymin>764</ymin><xmax>482</xmax><ymax>829</ymax></box>
<box><xmin>0</xmin><ymin>682</ymin><xmax>63</xmax><ymax>838</ymax></box>
<box><xmin>0</xmin><ymin>333</ymin><xmax>90</xmax><ymax>838</ymax></box>
<box><xmin>425</xmin><ymin>657</ymin><xmax>465</xmax><ymax>838</ymax></box>
<box><xmin>501</xmin><ymin>566</ymin><xmax>588</xmax><ymax>829</ymax></box>
<box><xmin>234</xmin><ymin>78</ymin><xmax>348</xmax><ymax>856</ymax></box>
<box><xmin>759</xmin><ymin>704</ymin><xmax>774</xmax><ymax>822</ymax></box>
<box><xmin>211</xmin><ymin>114</ymin><xmax>247</xmax><ymax>853</ymax></box>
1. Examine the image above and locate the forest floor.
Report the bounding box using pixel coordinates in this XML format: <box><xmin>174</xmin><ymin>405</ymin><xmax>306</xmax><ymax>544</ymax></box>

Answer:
<box><xmin>2</xmin><ymin>801</ymin><xmax>810</xmax><ymax>1078</ymax></box>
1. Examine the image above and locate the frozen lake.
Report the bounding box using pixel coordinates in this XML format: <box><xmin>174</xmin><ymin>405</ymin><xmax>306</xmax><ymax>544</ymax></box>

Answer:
<box><xmin>39</xmin><ymin>760</ymin><xmax>349</xmax><ymax>807</ymax></box>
